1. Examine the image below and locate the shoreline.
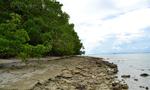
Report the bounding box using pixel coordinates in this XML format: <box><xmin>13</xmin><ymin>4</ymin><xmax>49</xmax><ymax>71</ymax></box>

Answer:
<box><xmin>0</xmin><ymin>56</ymin><xmax>128</xmax><ymax>90</ymax></box>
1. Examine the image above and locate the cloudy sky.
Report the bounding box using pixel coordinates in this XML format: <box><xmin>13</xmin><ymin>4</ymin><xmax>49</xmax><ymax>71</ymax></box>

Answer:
<box><xmin>58</xmin><ymin>0</ymin><xmax>150</xmax><ymax>54</ymax></box>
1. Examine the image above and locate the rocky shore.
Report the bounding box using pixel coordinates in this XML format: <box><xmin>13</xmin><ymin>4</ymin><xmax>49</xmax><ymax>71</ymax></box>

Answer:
<box><xmin>0</xmin><ymin>56</ymin><xmax>128</xmax><ymax>90</ymax></box>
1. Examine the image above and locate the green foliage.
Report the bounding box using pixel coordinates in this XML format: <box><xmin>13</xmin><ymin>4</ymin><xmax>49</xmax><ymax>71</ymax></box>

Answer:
<box><xmin>0</xmin><ymin>13</ymin><xmax>29</xmax><ymax>58</ymax></box>
<box><xmin>18</xmin><ymin>52</ymin><xmax>29</xmax><ymax>64</ymax></box>
<box><xmin>18</xmin><ymin>44</ymin><xmax>48</xmax><ymax>63</ymax></box>
<box><xmin>0</xmin><ymin>0</ymin><xmax>83</xmax><ymax>61</ymax></box>
<box><xmin>32</xmin><ymin>45</ymin><xmax>48</xmax><ymax>58</ymax></box>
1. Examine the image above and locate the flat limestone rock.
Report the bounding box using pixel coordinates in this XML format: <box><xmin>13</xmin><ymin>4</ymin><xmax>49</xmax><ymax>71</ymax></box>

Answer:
<box><xmin>0</xmin><ymin>56</ymin><xmax>128</xmax><ymax>90</ymax></box>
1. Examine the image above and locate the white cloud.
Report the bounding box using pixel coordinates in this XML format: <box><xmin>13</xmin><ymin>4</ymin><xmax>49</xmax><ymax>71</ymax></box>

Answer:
<box><xmin>58</xmin><ymin>0</ymin><xmax>150</xmax><ymax>54</ymax></box>
<box><xmin>101</xmin><ymin>8</ymin><xmax>150</xmax><ymax>33</ymax></box>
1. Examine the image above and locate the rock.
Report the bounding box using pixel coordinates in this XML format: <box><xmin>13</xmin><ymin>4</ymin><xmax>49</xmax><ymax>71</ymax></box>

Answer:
<box><xmin>121</xmin><ymin>79</ymin><xmax>126</xmax><ymax>83</ymax></box>
<box><xmin>0</xmin><ymin>56</ymin><xmax>127</xmax><ymax>90</ymax></box>
<box><xmin>75</xmin><ymin>84</ymin><xmax>86</xmax><ymax>90</ymax></box>
<box><xmin>134</xmin><ymin>79</ymin><xmax>138</xmax><ymax>81</ymax></box>
<box><xmin>112</xmin><ymin>81</ymin><xmax>120</xmax><ymax>86</ymax></box>
<box><xmin>76</xmin><ymin>66</ymin><xmax>84</xmax><ymax>69</ymax></box>
<box><xmin>73</xmin><ymin>69</ymin><xmax>80</xmax><ymax>74</ymax></box>
<box><xmin>35</xmin><ymin>81</ymin><xmax>42</xmax><ymax>86</ymax></box>
<box><xmin>60</xmin><ymin>70</ymin><xmax>73</xmax><ymax>78</ymax></box>
<box><xmin>140</xmin><ymin>86</ymin><xmax>145</xmax><ymax>88</ymax></box>
<box><xmin>112</xmin><ymin>80</ymin><xmax>128</xmax><ymax>90</ymax></box>
<box><xmin>141</xmin><ymin>69</ymin><xmax>145</xmax><ymax>71</ymax></box>
<box><xmin>140</xmin><ymin>73</ymin><xmax>149</xmax><ymax>77</ymax></box>
<box><xmin>113</xmin><ymin>76</ymin><xmax>118</xmax><ymax>78</ymax></box>
<box><xmin>109</xmin><ymin>76</ymin><xmax>118</xmax><ymax>79</ymax></box>
<box><xmin>62</xmin><ymin>73</ymin><xmax>72</xmax><ymax>78</ymax></box>
<box><xmin>146</xmin><ymin>87</ymin><xmax>149</xmax><ymax>90</ymax></box>
<box><xmin>106</xmin><ymin>76</ymin><xmax>117</xmax><ymax>80</ymax></box>
<box><xmin>107</xmin><ymin>68</ymin><xmax>118</xmax><ymax>75</ymax></box>
<box><xmin>139</xmin><ymin>86</ymin><xmax>149</xmax><ymax>90</ymax></box>
<box><xmin>121</xmin><ymin>83</ymin><xmax>128</xmax><ymax>89</ymax></box>
<box><xmin>91</xmin><ymin>75</ymin><xmax>95</xmax><ymax>78</ymax></box>
<box><xmin>95</xmin><ymin>60</ymin><xmax>102</xmax><ymax>67</ymax></box>
<box><xmin>103</xmin><ymin>61</ymin><xmax>117</xmax><ymax>68</ymax></box>
<box><xmin>79</xmin><ymin>72</ymin><xmax>89</xmax><ymax>77</ymax></box>
<box><xmin>121</xmin><ymin>75</ymin><xmax>131</xmax><ymax>78</ymax></box>
<box><xmin>63</xmin><ymin>79</ymin><xmax>72</xmax><ymax>84</ymax></box>
<box><xmin>112</xmin><ymin>81</ymin><xmax>121</xmax><ymax>90</ymax></box>
<box><xmin>95</xmin><ymin>60</ymin><xmax>102</xmax><ymax>64</ymax></box>
<box><xmin>113</xmin><ymin>68</ymin><xmax>118</xmax><ymax>74</ymax></box>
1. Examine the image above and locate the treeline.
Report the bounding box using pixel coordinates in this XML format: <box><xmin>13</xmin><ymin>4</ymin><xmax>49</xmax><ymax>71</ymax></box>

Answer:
<box><xmin>0</xmin><ymin>0</ymin><xmax>83</xmax><ymax>60</ymax></box>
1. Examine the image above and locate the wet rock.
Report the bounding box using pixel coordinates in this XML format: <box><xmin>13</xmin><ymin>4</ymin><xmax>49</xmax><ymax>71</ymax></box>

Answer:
<box><xmin>112</xmin><ymin>86</ymin><xmax>121</xmax><ymax>90</ymax></box>
<box><xmin>139</xmin><ymin>86</ymin><xmax>149</xmax><ymax>90</ymax></box>
<box><xmin>121</xmin><ymin>75</ymin><xmax>131</xmax><ymax>78</ymax></box>
<box><xmin>139</xmin><ymin>86</ymin><xmax>145</xmax><ymax>88</ymax></box>
<box><xmin>112</xmin><ymin>80</ymin><xmax>128</xmax><ymax>90</ymax></box>
<box><xmin>113</xmin><ymin>76</ymin><xmax>118</xmax><ymax>78</ymax></box>
<box><xmin>112</xmin><ymin>81</ymin><xmax>121</xmax><ymax>90</ymax></box>
<box><xmin>107</xmin><ymin>68</ymin><xmax>118</xmax><ymax>75</ymax></box>
<box><xmin>103</xmin><ymin>61</ymin><xmax>117</xmax><ymax>68</ymax></box>
<box><xmin>140</xmin><ymin>73</ymin><xmax>149</xmax><ymax>77</ymax></box>
<box><xmin>134</xmin><ymin>78</ymin><xmax>138</xmax><ymax>81</ymax></box>
<box><xmin>112</xmin><ymin>81</ymin><xmax>120</xmax><ymax>86</ymax></box>
<box><xmin>113</xmin><ymin>68</ymin><xmax>118</xmax><ymax>73</ymax></box>
<box><xmin>121</xmin><ymin>83</ymin><xmax>128</xmax><ymax>89</ymax></box>
<box><xmin>146</xmin><ymin>87</ymin><xmax>149</xmax><ymax>90</ymax></box>
<box><xmin>141</xmin><ymin>69</ymin><xmax>145</xmax><ymax>71</ymax></box>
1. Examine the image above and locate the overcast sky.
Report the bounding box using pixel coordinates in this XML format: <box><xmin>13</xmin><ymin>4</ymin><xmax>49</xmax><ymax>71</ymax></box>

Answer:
<box><xmin>58</xmin><ymin>0</ymin><xmax>150</xmax><ymax>54</ymax></box>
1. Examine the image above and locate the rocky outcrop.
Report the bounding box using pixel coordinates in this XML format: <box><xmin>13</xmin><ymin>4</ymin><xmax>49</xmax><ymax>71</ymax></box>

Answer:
<box><xmin>0</xmin><ymin>56</ymin><xmax>128</xmax><ymax>90</ymax></box>
<box><xmin>32</xmin><ymin>57</ymin><xmax>127</xmax><ymax>90</ymax></box>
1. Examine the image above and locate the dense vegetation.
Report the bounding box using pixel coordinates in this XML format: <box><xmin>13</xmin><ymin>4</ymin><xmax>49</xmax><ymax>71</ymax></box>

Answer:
<box><xmin>0</xmin><ymin>0</ymin><xmax>83</xmax><ymax>60</ymax></box>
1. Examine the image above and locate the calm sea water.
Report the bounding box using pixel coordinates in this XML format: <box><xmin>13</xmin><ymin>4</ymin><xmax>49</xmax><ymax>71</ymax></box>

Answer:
<box><xmin>88</xmin><ymin>53</ymin><xmax>150</xmax><ymax>90</ymax></box>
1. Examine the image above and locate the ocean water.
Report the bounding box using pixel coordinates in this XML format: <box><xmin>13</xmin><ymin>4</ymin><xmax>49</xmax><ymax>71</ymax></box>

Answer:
<box><xmin>89</xmin><ymin>53</ymin><xmax>150</xmax><ymax>90</ymax></box>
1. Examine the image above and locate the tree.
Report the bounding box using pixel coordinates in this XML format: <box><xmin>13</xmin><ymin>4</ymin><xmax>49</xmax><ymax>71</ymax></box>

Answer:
<box><xmin>0</xmin><ymin>0</ymin><xmax>83</xmax><ymax>60</ymax></box>
<box><xmin>0</xmin><ymin>13</ymin><xmax>29</xmax><ymax>58</ymax></box>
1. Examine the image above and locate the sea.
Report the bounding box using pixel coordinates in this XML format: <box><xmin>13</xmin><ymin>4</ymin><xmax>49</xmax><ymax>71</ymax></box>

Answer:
<box><xmin>88</xmin><ymin>53</ymin><xmax>150</xmax><ymax>90</ymax></box>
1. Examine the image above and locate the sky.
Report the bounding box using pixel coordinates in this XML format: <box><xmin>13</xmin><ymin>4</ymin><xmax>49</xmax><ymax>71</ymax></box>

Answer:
<box><xmin>58</xmin><ymin>0</ymin><xmax>150</xmax><ymax>54</ymax></box>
